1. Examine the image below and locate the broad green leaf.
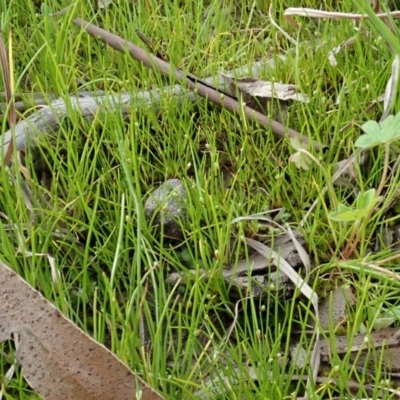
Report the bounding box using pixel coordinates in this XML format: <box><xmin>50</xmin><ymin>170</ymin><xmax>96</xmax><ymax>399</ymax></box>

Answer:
<box><xmin>355</xmin><ymin>113</ymin><xmax>400</xmax><ymax>148</ymax></box>
<box><xmin>356</xmin><ymin>188</ymin><xmax>376</xmax><ymax>209</ymax></box>
<box><xmin>387</xmin><ymin>307</ymin><xmax>400</xmax><ymax>318</ymax></box>
<box><xmin>373</xmin><ymin>317</ymin><xmax>395</xmax><ymax>330</ymax></box>
<box><xmin>329</xmin><ymin>204</ymin><xmax>354</xmax><ymax>222</ymax></box>
<box><xmin>337</xmin><ymin>204</ymin><xmax>353</xmax><ymax>214</ymax></box>
<box><xmin>330</xmin><ymin>188</ymin><xmax>379</xmax><ymax>222</ymax></box>
<box><xmin>359</xmin><ymin>323</ymin><xmax>367</xmax><ymax>334</ymax></box>
<box><xmin>329</xmin><ymin>208</ymin><xmax>369</xmax><ymax>222</ymax></box>
<box><xmin>40</xmin><ymin>3</ymin><xmax>52</xmax><ymax>16</ymax></box>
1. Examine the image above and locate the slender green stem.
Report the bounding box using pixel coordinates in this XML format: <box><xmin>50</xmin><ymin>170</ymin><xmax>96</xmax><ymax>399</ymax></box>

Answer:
<box><xmin>343</xmin><ymin>143</ymin><xmax>390</xmax><ymax>259</ymax></box>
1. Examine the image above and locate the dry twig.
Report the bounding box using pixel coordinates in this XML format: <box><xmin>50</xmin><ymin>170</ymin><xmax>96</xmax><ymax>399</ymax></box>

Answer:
<box><xmin>73</xmin><ymin>18</ymin><xmax>324</xmax><ymax>151</ymax></box>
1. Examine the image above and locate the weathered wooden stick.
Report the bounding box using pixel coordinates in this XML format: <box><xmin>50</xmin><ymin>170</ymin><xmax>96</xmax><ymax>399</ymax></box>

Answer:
<box><xmin>73</xmin><ymin>18</ymin><xmax>324</xmax><ymax>150</ymax></box>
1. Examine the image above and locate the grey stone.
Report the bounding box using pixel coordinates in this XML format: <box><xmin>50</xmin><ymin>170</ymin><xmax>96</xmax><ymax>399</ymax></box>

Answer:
<box><xmin>317</xmin><ymin>285</ymin><xmax>355</xmax><ymax>330</ymax></box>
<box><xmin>144</xmin><ymin>179</ymin><xmax>188</xmax><ymax>239</ymax></box>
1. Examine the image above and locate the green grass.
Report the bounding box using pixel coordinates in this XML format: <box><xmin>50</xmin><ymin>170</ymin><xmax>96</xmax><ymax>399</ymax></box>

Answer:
<box><xmin>1</xmin><ymin>0</ymin><xmax>400</xmax><ymax>399</ymax></box>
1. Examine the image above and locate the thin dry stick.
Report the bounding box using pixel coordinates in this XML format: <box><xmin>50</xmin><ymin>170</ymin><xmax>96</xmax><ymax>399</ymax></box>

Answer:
<box><xmin>135</xmin><ymin>29</ymin><xmax>166</xmax><ymax>61</ymax></box>
<box><xmin>284</xmin><ymin>7</ymin><xmax>400</xmax><ymax>21</ymax></box>
<box><xmin>361</xmin><ymin>262</ymin><xmax>400</xmax><ymax>281</ymax></box>
<box><xmin>73</xmin><ymin>18</ymin><xmax>325</xmax><ymax>152</ymax></box>
<box><xmin>269</xmin><ymin>4</ymin><xmax>298</xmax><ymax>46</ymax></box>
<box><xmin>0</xmin><ymin>32</ymin><xmax>16</xmax><ymax>165</ymax></box>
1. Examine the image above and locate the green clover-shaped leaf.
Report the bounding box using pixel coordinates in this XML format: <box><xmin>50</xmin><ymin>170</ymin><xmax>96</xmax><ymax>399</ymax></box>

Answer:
<box><xmin>355</xmin><ymin>113</ymin><xmax>400</xmax><ymax>148</ymax></box>
<box><xmin>356</xmin><ymin>188</ymin><xmax>377</xmax><ymax>209</ymax></box>
<box><xmin>289</xmin><ymin>137</ymin><xmax>312</xmax><ymax>170</ymax></box>
<box><xmin>290</xmin><ymin>136</ymin><xmax>306</xmax><ymax>152</ymax></box>
<box><xmin>289</xmin><ymin>151</ymin><xmax>312</xmax><ymax>170</ymax></box>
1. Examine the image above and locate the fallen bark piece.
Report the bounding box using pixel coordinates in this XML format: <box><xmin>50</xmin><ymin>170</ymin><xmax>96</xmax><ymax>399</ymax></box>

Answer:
<box><xmin>320</xmin><ymin>327</ymin><xmax>400</xmax><ymax>357</ymax></box>
<box><xmin>320</xmin><ymin>327</ymin><xmax>400</xmax><ymax>372</ymax></box>
<box><xmin>0</xmin><ymin>260</ymin><xmax>164</xmax><ymax>400</ymax></box>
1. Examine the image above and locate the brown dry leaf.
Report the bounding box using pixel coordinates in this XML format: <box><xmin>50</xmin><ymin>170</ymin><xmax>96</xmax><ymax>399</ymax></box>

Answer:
<box><xmin>166</xmin><ymin>254</ymin><xmax>294</xmax><ymax>301</ymax></box>
<box><xmin>285</xmin><ymin>225</ymin><xmax>310</xmax><ymax>274</ymax></box>
<box><xmin>0</xmin><ymin>260</ymin><xmax>164</xmax><ymax>400</ymax></box>
<box><xmin>321</xmin><ymin>327</ymin><xmax>400</xmax><ymax>358</ymax></box>
<box><xmin>221</xmin><ymin>74</ymin><xmax>309</xmax><ymax>123</ymax></box>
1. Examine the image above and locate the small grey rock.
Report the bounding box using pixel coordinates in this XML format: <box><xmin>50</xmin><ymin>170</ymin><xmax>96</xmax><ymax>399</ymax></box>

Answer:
<box><xmin>144</xmin><ymin>179</ymin><xmax>188</xmax><ymax>239</ymax></box>
<box><xmin>317</xmin><ymin>285</ymin><xmax>355</xmax><ymax>330</ymax></box>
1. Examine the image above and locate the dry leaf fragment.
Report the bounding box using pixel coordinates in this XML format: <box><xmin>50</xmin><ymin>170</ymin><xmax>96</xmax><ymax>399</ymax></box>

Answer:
<box><xmin>0</xmin><ymin>260</ymin><xmax>164</xmax><ymax>400</ymax></box>
<box><xmin>381</xmin><ymin>54</ymin><xmax>400</xmax><ymax>122</ymax></box>
<box><xmin>98</xmin><ymin>0</ymin><xmax>113</xmax><ymax>9</ymax></box>
<box><xmin>221</xmin><ymin>74</ymin><xmax>309</xmax><ymax>123</ymax></box>
<box><xmin>328</xmin><ymin>37</ymin><xmax>357</xmax><ymax>67</ymax></box>
<box><xmin>284</xmin><ymin>7</ymin><xmax>400</xmax><ymax>21</ymax></box>
<box><xmin>221</xmin><ymin>74</ymin><xmax>310</xmax><ymax>104</ymax></box>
